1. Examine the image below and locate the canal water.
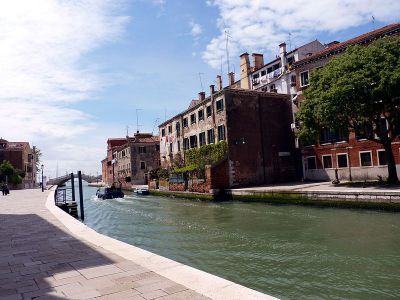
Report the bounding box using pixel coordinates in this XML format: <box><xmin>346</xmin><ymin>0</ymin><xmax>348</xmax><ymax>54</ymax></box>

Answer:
<box><xmin>74</xmin><ymin>183</ymin><xmax>400</xmax><ymax>300</ymax></box>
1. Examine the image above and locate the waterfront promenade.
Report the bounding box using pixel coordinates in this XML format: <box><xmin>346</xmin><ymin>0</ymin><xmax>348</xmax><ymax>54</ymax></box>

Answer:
<box><xmin>0</xmin><ymin>189</ymin><xmax>275</xmax><ymax>300</ymax></box>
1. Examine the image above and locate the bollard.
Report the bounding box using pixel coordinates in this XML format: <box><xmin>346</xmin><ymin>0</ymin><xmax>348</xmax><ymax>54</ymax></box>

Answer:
<box><xmin>78</xmin><ymin>171</ymin><xmax>85</xmax><ymax>220</ymax></box>
<box><xmin>70</xmin><ymin>173</ymin><xmax>76</xmax><ymax>202</ymax></box>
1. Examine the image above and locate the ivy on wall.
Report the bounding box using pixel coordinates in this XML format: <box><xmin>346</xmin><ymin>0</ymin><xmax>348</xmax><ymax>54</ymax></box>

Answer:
<box><xmin>173</xmin><ymin>141</ymin><xmax>227</xmax><ymax>176</ymax></box>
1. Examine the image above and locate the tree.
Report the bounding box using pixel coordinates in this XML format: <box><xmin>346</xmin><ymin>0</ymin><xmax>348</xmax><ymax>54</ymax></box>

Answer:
<box><xmin>33</xmin><ymin>147</ymin><xmax>42</xmax><ymax>172</ymax></box>
<box><xmin>0</xmin><ymin>160</ymin><xmax>22</xmax><ymax>185</ymax></box>
<box><xmin>297</xmin><ymin>36</ymin><xmax>400</xmax><ymax>183</ymax></box>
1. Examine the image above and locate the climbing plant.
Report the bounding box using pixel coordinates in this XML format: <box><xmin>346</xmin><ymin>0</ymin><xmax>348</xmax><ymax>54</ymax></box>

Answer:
<box><xmin>173</xmin><ymin>141</ymin><xmax>227</xmax><ymax>177</ymax></box>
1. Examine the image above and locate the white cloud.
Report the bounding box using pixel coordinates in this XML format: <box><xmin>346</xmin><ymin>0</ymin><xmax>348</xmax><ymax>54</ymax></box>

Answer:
<box><xmin>203</xmin><ymin>0</ymin><xmax>400</xmax><ymax>68</ymax></box>
<box><xmin>0</xmin><ymin>0</ymin><xmax>129</xmax><ymax>176</ymax></box>
<box><xmin>190</xmin><ymin>21</ymin><xmax>203</xmax><ymax>40</ymax></box>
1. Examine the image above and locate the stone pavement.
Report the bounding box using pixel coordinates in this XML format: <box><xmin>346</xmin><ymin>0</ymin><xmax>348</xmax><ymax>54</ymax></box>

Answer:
<box><xmin>230</xmin><ymin>181</ymin><xmax>400</xmax><ymax>194</ymax></box>
<box><xmin>0</xmin><ymin>189</ymin><xmax>211</xmax><ymax>300</ymax></box>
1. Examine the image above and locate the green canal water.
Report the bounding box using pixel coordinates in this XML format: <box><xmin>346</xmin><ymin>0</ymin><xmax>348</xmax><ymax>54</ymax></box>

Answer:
<box><xmin>77</xmin><ymin>184</ymin><xmax>400</xmax><ymax>300</ymax></box>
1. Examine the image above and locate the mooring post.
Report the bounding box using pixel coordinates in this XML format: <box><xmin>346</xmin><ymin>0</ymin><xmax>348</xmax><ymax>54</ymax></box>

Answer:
<box><xmin>70</xmin><ymin>173</ymin><xmax>76</xmax><ymax>202</ymax></box>
<box><xmin>78</xmin><ymin>171</ymin><xmax>85</xmax><ymax>220</ymax></box>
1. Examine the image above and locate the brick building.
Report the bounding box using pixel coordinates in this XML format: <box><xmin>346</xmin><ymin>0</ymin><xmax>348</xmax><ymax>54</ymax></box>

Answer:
<box><xmin>159</xmin><ymin>88</ymin><xmax>297</xmax><ymax>187</ymax></box>
<box><xmin>101</xmin><ymin>133</ymin><xmax>159</xmax><ymax>187</ymax></box>
<box><xmin>0</xmin><ymin>138</ymin><xmax>37</xmax><ymax>188</ymax></box>
<box><xmin>292</xmin><ymin>23</ymin><xmax>400</xmax><ymax>181</ymax></box>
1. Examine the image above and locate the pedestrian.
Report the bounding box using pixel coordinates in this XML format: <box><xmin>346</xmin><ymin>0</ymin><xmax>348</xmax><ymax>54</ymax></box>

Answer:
<box><xmin>4</xmin><ymin>184</ymin><xmax>9</xmax><ymax>195</ymax></box>
<box><xmin>1</xmin><ymin>183</ymin><xmax>6</xmax><ymax>196</ymax></box>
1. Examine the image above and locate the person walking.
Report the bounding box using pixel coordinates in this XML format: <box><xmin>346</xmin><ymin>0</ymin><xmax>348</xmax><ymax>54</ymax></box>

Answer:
<box><xmin>1</xmin><ymin>183</ymin><xmax>6</xmax><ymax>196</ymax></box>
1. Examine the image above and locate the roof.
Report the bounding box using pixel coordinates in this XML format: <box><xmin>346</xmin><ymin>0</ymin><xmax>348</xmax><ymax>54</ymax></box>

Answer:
<box><xmin>188</xmin><ymin>100</ymin><xmax>200</xmax><ymax>109</ymax></box>
<box><xmin>107</xmin><ymin>138</ymin><xmax>127</xmax><ymax>148</ymax></box>
<box><xmin>251</xmin><ymin>39</ymin><xmax>323</xmax><ymax>74</ymax></box>
<box><xmin>294</xmin><ymin>23</ymin><xmax>400</xmax><ymax>67</ymax></box>
<box><xmin>7</xmin><ymin>142</ymin><xmax>29</xmax><ymax>149</ymax></box>
<box><xmin>158</xmin><ymin>88</ymin><xmax>289</xmax><ymax>127</ymax></box>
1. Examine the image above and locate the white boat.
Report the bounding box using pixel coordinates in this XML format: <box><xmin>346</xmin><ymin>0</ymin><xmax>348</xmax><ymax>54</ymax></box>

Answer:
<box><xmin>134</xmin><ymin>186</ymin><xmax>149</xmax><ymax>195</ymax></box>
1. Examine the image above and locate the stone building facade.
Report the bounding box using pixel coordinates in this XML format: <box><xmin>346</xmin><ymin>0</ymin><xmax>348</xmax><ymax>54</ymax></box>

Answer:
<box><xmin>292</xmin><ymin>23</ymin><xmax>400</xmax><ymax>181</ymax></box>
<box><xmin>0</xmin><ymin>138</ymin><xmax>37</xmax><ymax>188</ymax></box>
<box><xmin>159</xmin><ymin>88</ymin><xmax>298</xmax><ymax>188</ymax></box>
<box><xmin>102</xmin><ymin>133</ymin><xmax>160</xmax><ymax>187</ymax></box>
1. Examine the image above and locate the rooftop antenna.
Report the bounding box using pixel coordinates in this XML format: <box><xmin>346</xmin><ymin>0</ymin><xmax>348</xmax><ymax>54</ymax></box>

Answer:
<box><xmin>225</xmin><ymin>29</ymin><xmax>231</xmax><ymax>75</ymax></box>
<box><xmin>371</xmin><ymin>15</ymin><xmax>376</xmax><ymax>30</ymax></box>
<box><xmin>198</xmin><ymin>72</ymin><xmax>204</xmax><ymax>92</ymax></box>
<box><xmin>164</xmin><ymin>108</ymin><xmax>167</xmax><ymax>121</ymax></box>
<box><xmin>56</xmin><ymin>163</ymin><xmax>59</xmax><ymax>178</ymax></box>
<box><xmin>126</xmin><ymin>125</ymin><xmax>129</xmax><ymax>137</ymax></box>
<box><xmin>152</xmin><ymin>118</ymin><xmax>160</xmax><ymax>135</ymax></box>
<box><xmin>135</xmin><ymin>109</ymin><xmax>142</xmax><ymax>133</ymax></box>
<box><xmin>288</xmin><ymin>32</ymin><xmax>292</xmax><ymax>51</ymax></box>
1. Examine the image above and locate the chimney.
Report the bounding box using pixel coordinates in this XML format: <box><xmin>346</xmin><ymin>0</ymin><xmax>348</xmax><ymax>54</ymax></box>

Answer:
<box><xmin>279</xmin><ymin>42</ymin><xmax>287</xmax><ymax>69</ymax></box>
<box><xmin>228</xmin><ymin>72</ymin><xmax>235</xmax><ymax>86</ymax></box>
<box><xmin>240</xmin><ymin>52</ymin><xmax>250</xmax><ymax>89</ymax></box>
<box><xmin>210</xmin><ymin>84</ymin><xmax>215</xmax><ymax>95</ymax></box>
<box><xmin>252</xmin><ymin>53</ymin><xmax>264</xmax><ymax>71</ymax></box>
<box><xmin>216</xmin><ymin>75</ymin><xmax>223</xmax><ymax>91</ymax></box>
<box><xmin>198</xmin><ymin>92</ymin><xmax>205</xmax><ymax>101</ymax></box>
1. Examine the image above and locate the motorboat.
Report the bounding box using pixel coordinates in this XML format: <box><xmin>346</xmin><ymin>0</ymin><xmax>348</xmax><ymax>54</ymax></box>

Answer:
<box><xmin>134</xmin><ymin>186</ymin><xmax>149</xmax><ymax>195</ymax></box>
<box><xmin>96</xmin><ymin>187</ymin><xmax>124</xmax><ymax>200</ymax></box>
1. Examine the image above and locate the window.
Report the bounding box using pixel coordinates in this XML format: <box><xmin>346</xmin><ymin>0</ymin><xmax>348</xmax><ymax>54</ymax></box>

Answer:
<box><xmin>198</xmin><ymin>109</ymin><xmax>204</xmax><ymax>121</ymax></box>
<box><xmin>183</xmin><ymin>118</ymin><xmax>188</xmax><ymax>128</ymax></box>
<box><xmin>307</xmin><ymin>156</ymin><xmax>317</xmax><ymax>169</ymax></box>
<box><xmin>217</xmin><ymin>124</ymin><xmax>226</xmax><ymax>141</ymax></box>
<box><xmin>189</xmin><ymin>135</ymin><xmax>198</xmax><ymax>148</ymax></box>
<box><xmin>273</xmin><ymin>63</ymin><xmax>280</xmax><ymax>70</ymax></box>
<box><xmin>377</xmin><ymin>118</ymin><xmax>388</xmax><ymax>137</ymax></box>
<box><xmin>169</xmin><ymin>143</ymin><xmax>173</xmax><ymax>153</ymax></box>
<box><xmin>206</xmin><ymin>106</ymin><xmax>212</xmax><ymax>117</ymax></box>
<box><xmin>319</xmin><ymin>128</ymin><xmax>348</xmax><ymax>144</ymax></box>
<box><xmin>216</xmin><ymin>99</ymin><xmax>224</xmax><ymax>112</ymax></box>
<box><xmin>253</xmin><ymin>73</ymin><xmax>260</xmax><ymax>79</ymax></box>
<box><xmin>168</xmin><ymin>125</ymin><xmax>172</xmax><ymax>134</ymax></box>
<box><xmin>155</xmin><ymin>144</ymin><xmax>160</xmax><ymax>151</ymax></box>
<box><xmin>183</xmin><ymin>138</ymin><xmax>189</xmax><ymax>150</ymax></box>
<box><xmin>355</xmin><ymin>123</ymin><xmax>374</xmax><ymax>140</ymax></box>
<box><xmin>175</xmin><ymin>122</ymin><xmax>181</xmax><ymax>135</ymax></box>
<box><xmin>261</xmin><ymin>70</ymin><xmax>266</xmax><ymax>76</ymax></box>
<box><xmin>290</xmin><ymin>75</ymin><xmax>296</xmax><ymax>86</ymax></box>
<box><xmin>300</xmin><ymin>70</ymin><xmax>309</xmax><ymax>87</ymax></box>
<box><xmin>337</xmin><ymin>153</ymin><xmax>348</xmax><ymax>168</ymax></box>
<box><xmin>360</xmin><ymin>151</ymin><xmax>372</xmax><ymax>167</ymax></box>
<box><xmin>161</xmin><ymin>128</ymin><xmax>165</xmax><ymax>137</ymax></box>
<box><xmin>199</xmin><ymin>132</ymin><xmax>206</xmax><ymax>146</ymax></box>
<box><xmin>140</xmin><ymin>161</ymin><xmax>146</xmax><ymax>170</ymax></box>
<box><xmin>322</xmin><ymin>155</ymin><xmax>333</xmax><ymax>169</ymax></box>
<box><xmin>139</xmin><ymin>146</ymin><xmax>146</xmax><ymax>153</ymax></box>
<box><xmin>190</xmin><ymin>113</ymin><xmax>196</xmax><ymax>125</ymax></box>
<box><xmin>377</xmin><ymin>150</ymin><xmax>387</xmax><ymax>166</ymax></box>
<box><xmin>177</xmin><ymin>140</ymin><xmax>181</xmax><ymax>151</ymax></box>
<box><xmin>207</xmin><ymin>129</ymin><xmax>215</xmax><ymax>144</ymax></box>
<box><xmin>270</xmin><ymin>84</ymin><xmax>276</xmax><ymax>92</ymax></box>
<box><xmin>267</xmin><ymin>67</ymin><xmax>273</xmax><ymax>73</ymax></box>
<box><xmin>287</xmin><ymin>56</ymin><xmax>294</xmax><ymax>64</ymax></box>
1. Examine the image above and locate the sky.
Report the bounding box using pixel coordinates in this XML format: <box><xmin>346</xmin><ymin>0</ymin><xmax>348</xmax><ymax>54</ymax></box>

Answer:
<box><xmin>0</xmin><ymin>0</ymin><xmax>399</xmax><ymax>178</ymax></box>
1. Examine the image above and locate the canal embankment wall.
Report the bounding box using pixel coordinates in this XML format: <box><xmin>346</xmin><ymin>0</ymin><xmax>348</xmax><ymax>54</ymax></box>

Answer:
<box><xmin>46</xmin><ymin>187</ymin><xmax>278</xmax><ymax>300</ymax></box>
<box><xmin>149</xmin><ymin>187</ymin><xmax>400</xmax><ymax>211</ymax></box>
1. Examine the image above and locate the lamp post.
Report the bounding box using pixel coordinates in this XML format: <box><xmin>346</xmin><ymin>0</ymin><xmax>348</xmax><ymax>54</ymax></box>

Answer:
<box><xmin>41</xmin><ymin>164</ymin><xmax>44</xmax><ymax>192</ymax></box>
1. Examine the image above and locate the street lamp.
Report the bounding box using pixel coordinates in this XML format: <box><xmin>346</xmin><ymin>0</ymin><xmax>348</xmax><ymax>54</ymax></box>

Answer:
<box><xmin>41</xmin><ymin>164</ymin><xmax>44</xmax><ymax>192</ymax></box>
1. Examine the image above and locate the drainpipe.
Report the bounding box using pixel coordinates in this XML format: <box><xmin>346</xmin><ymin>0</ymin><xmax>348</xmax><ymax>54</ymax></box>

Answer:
<box><xmin>257</xmin><ymin>95</ymin><xmax>266</xmax><ymax>183</ymax></box>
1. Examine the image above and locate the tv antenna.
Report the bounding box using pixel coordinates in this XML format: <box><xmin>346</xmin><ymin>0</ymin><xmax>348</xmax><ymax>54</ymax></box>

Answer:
<box><xmin>152</xmin><ymin>118</ymin><xmax>160</xmax><ymax>135</ymax></box>
<box><xmin>225</xmin><ymin>29</ymin><xmax>231</xmax><ymax>75</ymax></box>
<box><xmin>198</xmin><ymin>72</ymin><xmax>204</xmax><ymax>92</ymax></box>
<box><xmin>135</xmin><ymin>109</ymin><xmax>142</xmax><ymax>133</ymax></box>
<box><xmin>288</xmin><ymin>32</ymin><xmax>292</xmax><ymax>51</ymax></box>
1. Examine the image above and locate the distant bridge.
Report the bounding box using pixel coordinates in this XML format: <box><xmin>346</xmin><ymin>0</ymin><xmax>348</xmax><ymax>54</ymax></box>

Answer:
<box><xmin>48</xmin><ymin>173</ymin><xmax>98</xmax><ymax>186</ymax></box>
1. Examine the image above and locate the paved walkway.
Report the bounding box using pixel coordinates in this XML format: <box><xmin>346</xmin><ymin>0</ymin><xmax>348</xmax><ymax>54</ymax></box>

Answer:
<box><xmin>231</xmin><ymin>181</ymin><xmax>400</xmax><ymax>194</ymax></box>
<box><xmin>0</xmin><ymin>189</ymin><xmax>210</xmax><ymax>300</ymax></box>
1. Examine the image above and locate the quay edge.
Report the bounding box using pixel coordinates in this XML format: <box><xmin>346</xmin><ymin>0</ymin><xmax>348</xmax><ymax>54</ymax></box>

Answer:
<box><xmin>149</xmin><ymin>189</ymin><xmax>400</xmax><ymax>212</ymax></box>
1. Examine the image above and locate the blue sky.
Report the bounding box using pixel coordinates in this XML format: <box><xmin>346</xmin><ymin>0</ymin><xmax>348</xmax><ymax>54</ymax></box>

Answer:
<box><xmin>0</xmin><ymin>0</ymin><xmax>398</xmax><ymax>177</ymax></box>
